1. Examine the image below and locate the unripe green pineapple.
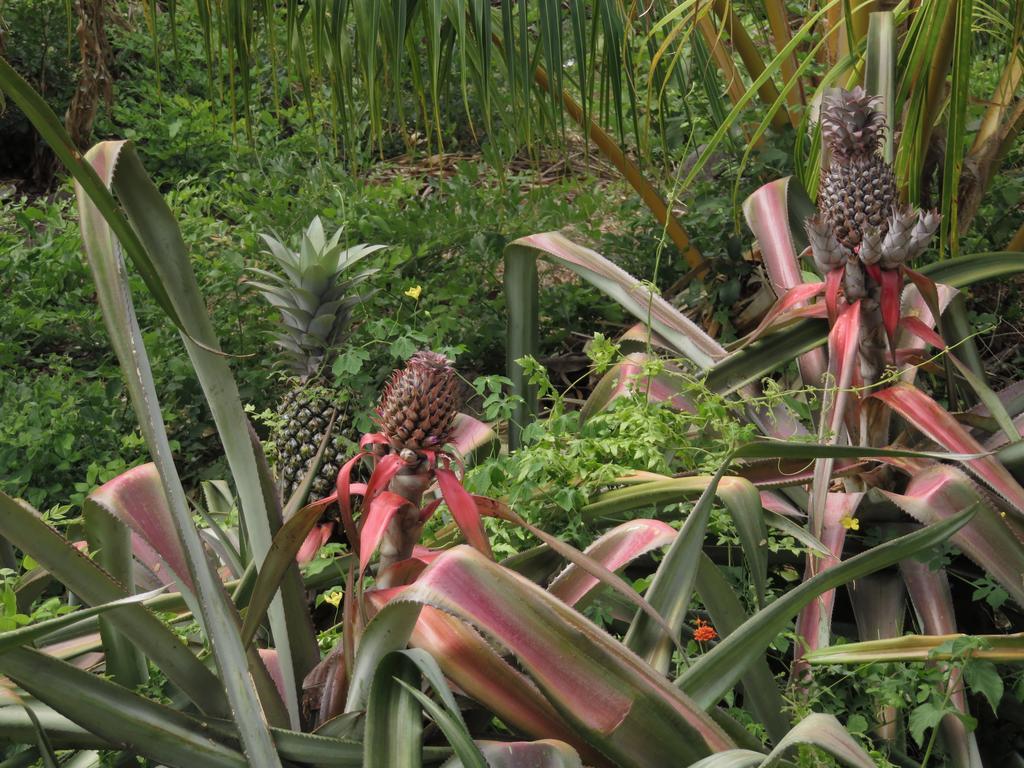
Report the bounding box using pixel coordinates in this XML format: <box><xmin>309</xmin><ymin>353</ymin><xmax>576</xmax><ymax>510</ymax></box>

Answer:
<box><xmin>818</xmin><ymin>86</ymin><xmax>897</xmax><ymax>251</ymax></box>
<box><xmin>249</xmin><ymin>217</ymin><xmax>383</xmax><ymax>502</ymax></box>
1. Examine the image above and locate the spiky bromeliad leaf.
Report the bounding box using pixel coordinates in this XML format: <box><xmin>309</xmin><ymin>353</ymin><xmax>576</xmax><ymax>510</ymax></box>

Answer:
<box><xmin>348</xmin><ymin>546</ymin><xmax>736</xmax><ymax>768</ymax></box>
<box><xmin>677</xmin><ymin>507</ymin><xmax>975</xmax><ymax>709</ymax></box>
<box><xmin>76</xmin><ymin>140</ymin><xmax>320</xmax><ymax>734</ymax></box>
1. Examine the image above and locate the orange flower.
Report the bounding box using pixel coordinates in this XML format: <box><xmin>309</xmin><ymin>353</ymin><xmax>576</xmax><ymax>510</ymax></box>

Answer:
<box><xmin>693</xmin><ymin>618</ymin><xmax>718</xmax><ymax>643</ymax></box>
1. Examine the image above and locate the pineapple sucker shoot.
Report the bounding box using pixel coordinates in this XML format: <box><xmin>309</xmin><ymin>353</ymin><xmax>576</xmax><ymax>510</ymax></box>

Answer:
<box><xmin>807</xmin><ymin>87</ymin><xmax>940</xmax><ymax>386</ymax></box>
<box><xmin>249</xmin><ymin>217</ymin><xmax>383</xmax><ymax>503</ymax></box>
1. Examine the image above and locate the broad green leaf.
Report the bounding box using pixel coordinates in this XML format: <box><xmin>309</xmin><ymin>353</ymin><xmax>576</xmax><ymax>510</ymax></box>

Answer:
<box><xmin>505</xmin><ymin>233</ymin><xmax>725</xmax><ymax>370</ymax></box>
<box><xmin>364</xmin><ymin>653</ymin><xmax>423</xmax><ymax>768</ymax></box>
<box><xmin>75</xmin><ymin>141</ymin><xmax>289</xmax><ymax>753</ymax></box>
<box><xmin>677</xmin><ymin>507</ymin><xmax>975</xmax><ymax>708</ymax></box>
<box><xmin>694</xmin><ymin>555</ymin><xmax>789</xmax><ymax>744</ymax></box>
<box><xmin>624</xmin><ymin>467</ymin><xmax>727</xmax><ymax>672</ymax></box>
<box><xmin>865</xmin><ymin>12</ymin><xmax>896</xmax><ymax>163</ymax></box>
<box><xmin>805</xmin><ymin>633</ymin><xmax>1024</xmax><ymax>664</ymax></box>
<box><xmin>82</xmin><ymin>499</ymin><xmax>149</xmax><ymax>689</ymax></box>
<box><xmin>0</xmin><ymin>648</ymin><xmax>247</xmax><ymax>768</ymax></box>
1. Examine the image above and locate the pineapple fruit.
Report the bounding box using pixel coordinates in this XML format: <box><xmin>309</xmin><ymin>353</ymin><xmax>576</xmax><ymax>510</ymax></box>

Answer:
<box><xmin>807</xmin><ymin>87</ymin><xmax>940</xmax><ymax>385</ymax></box>
<box><xmin>817</xmin><ymin>87</ymin><xmax>897</xmax><ymax>253</ymax></box>
<box><xmin>249</xmin><ymin>217</ymin><xmax>383</xmax><ymax>502</ymax></box>
<box><xmin>375</xmin><ymin>350</ymin><xmax>462</xmax><ymax>454</ymax></box>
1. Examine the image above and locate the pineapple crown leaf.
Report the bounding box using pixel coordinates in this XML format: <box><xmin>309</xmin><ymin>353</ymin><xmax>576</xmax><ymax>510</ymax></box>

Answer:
<box><xmin>820</xmin><ymin>86</ymin><xmax>887</xmax><ymax>160</ymax></box>
<box><xmin>250</xmin><ymin>217</ymin><xmax>386</xmax><ymax>376</ymax></box>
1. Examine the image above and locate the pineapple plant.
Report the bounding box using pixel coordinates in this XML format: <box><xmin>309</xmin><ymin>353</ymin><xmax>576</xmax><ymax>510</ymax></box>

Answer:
<box><xmin>249</xmin><ymin>217</ymin><xmax>384</xmax><ymax>502</ymax></box>
<box><xmin>807</xmin><ymin>87</ymin><xmax>940</xmax><ymax>385</ymax></box>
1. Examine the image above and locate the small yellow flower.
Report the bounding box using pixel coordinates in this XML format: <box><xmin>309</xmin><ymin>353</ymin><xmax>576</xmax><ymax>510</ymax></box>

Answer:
<box><xmin>323</xmin><ymin>590</ymin><xmax>343</xmax><ymax>608</ymax></box>
<box><xmin>404</xmin><ymin>285</ymin><xmax>422</xmax><ymax>300</ymax></box>
<box><xmin>840</xmin><ymin>516</ymin><xmax>860</xmax><ymax>531</ymax></box>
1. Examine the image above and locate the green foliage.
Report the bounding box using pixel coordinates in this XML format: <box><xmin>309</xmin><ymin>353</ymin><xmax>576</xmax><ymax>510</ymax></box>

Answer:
<box><xmin>467</xmin><ymin>352</ymin><xmax>757</xmax><ymax>553</ymax></box>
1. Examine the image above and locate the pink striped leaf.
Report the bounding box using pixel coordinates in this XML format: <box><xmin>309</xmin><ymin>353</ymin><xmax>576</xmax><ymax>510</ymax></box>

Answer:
<box><xmin>580</xmin><ymin>353</ymin><xmax>694</xmax><ymax>422</ymax></box>
<box><xmin>793</xmin><ymin>492</ymin><xmax>864</xmax><ymax>668</ymax></box>
<box><xmin>473</xmin><ymin>496</ymin><xmax>679</xmax><ymax>644</ymax></box>
<box><xmin>901</xmin><ymin>558</ymin><xmax>983</xmax><ymax>768</ymax></box>
<box><xmin>547</xmin><ymin>520</ymin><xmax>676</xmax><ymax>607</ymax></box>
<box><xmin>457</xmin><ymin>741</ymin><xmax>583</xmax><ymax>767</ymax></box>
<box><xmin>448</xmin><ymin>413</ymin><xmax>498</xmax><ymax>461</ymax></box>
<box><xmin>878</xmin><ymin>268</ymin><xmax>903</xmax><ymax>360</ymax></box>
<box><xmin>390</xmin><ymin>546</ymin><xmax>736</xmax><ymax>766</ymax></box>
<box><xmin>734</xmin><ymin>283</ymin><xmax>826</xmax><ymax>349</ymax></box>
<box><xmin>359</xmin><ymin>491</ymin><xmax>417</xmax><ymax>576</ymax></box>
<box><xmin>435</xmin><ymin>467</ymin><xmax>493</xmax><ymax>559</ymax></box>
<box><xmin>363</xmin><ymin>589</ymin><xmax>597</xmax><ymax>762</ymax></box>
<box><xmin>86</xmin><ymin>463</ymin><xmax>192</xmax><ymax>592</ymax></box>
<box><xmin>296</xmin><ymin>522</ymin><xmax>334</xmax><ymax>566</ymax></box>
<box><xmin>509</xmin><ymin>232</ymin><xmax>726</xmax><ymax>369</ymax></box>
<box><xmin>810</xmin><ymin>302</ymin><xmax>861</xmax><ymax>536</ymax></box>
<box><xmin>901</xmin><ymin>317</ymin><xmax>1020</xmax><ymax>443</ymax></box>
<box><xmin>873</xmin><ymin>383</ymin><xmax>1024</xmax><ymax>514</ymax></box>
<box><xmin>882</xmin><ymin>464</ymin><xmax>1024</xmax><ymax>606</ymax></box>
<box><xmin>742</xmin><ymin>177</ymin><xmax>827</xmax><ymax>388</ymax></box>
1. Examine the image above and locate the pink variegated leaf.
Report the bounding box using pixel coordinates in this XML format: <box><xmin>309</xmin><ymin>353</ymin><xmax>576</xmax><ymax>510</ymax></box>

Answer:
<box><xmin>742</xmin><ymin>177</ymin><xmax>827</xmax><ymax>388</ymax></box>
<box><xmin>335</xmin><ymin>452</ymin><xmax>370</xmax><ymax>550</ymax></box>
<box><xmin>897</xmin><ymin>560</ymin><xmax>982</xmax><ymax>768</ymax></box>
<box><xmin>364</xmin><ymin>589</ymin><xmax>596</xmax><ymax>762</ymax></box>
<box><xmin>825</xmin><ymin>267</ymin><xmax>843</xmax><ymax>326</ymax></box>
<box><xmin>358</xmin><ymin>491</ymin><xmax>417</xmax><ymax>576</ymax></box>
<box><xmin>878</xmin><ymin>269</ymin><xmax>903</xmax><ymax>361</ymax></box>
<box><xmin>794</xmin><ymin>493</ymin><xmax>864</xmax><ymax>668</ymax></box>
<box><xmin>736</xmin><ymin>283</ymin><xmax>826</xmax><ymax>348</ymax></box>
<box><xmin>130</xmin><ymin>532</ymin><xmax>177</xmax><ymax>589</ymax></box>
<box><xmin>902</xmin><ymin>267</ymin><xmax>943</xmax><ymax>334</ymax></box>
<box><xmin>86</xmin><ymin>463</ymin><xmax>192</xmax><ymax>591</ymax></box>
<box><xmin>417</xmin><ymin>498</ymin><xmax>443</xmax><ymax>523</ymax></box>
<box><xmin>258</xmin><ymin>648</ymin><xmax>287</xmax><ymax>705</ymax></box>
<box><xmin>296</xmin><ymin>522</ymin><xmax>335</xmax><ymax>566</ymax></box>
<box><xmin>510</xmin><ymin>232</ymin><xmax>725</xmax><ymax>369</ymax></box>
<box><xmin>901</xmin><ymin>318</ymin><xmax>1021</xmax><ymax>444</ymax></box>
<box><xmin>435</xmin><ymin>467</ymin><xmax>493</xmax><ymax>559</ymax></box>
<box><xmin>873</xmin><ymin>383</ymin><xmax>1024</xmax><ymax>514</ymax></box>
<box><xmin>883</xmin><ymin>464</ymin><xmax>1024</xmax><ymax>607</ymax></box>
<box><xmin>547</xmin><ymin>520</ymin><xmax>676</xmax><ymax>607</ymax></box>
<box><xmin>378</xmin><ymin>557</ymin><xmax>430</xmax><ymax>585</ymax></box>
<box><xmin>448</xmin><ymin>413</ymin><xmax>498</xmax><ymax>461</ymax></box>
<box><xmin>360</xmin><ymin>454</ymin><xmax>406</xmax><ymax>518</ymax></box>
<box><xmin>474</xmin><ymin>495</ymin><xmax>680</xmax><ymax>645</ymax></box>
<box><xmin>463</xmin><ymin>740</ymin><xmax>583</xmax><ymax>767</ymax></box>
<box><xmin>759</xmin><ymin>491</ymin><xmax>804</xmax><ymax>518</ymax></box>
<box><xmin>618</xmin><ymin>323</ymin><xmax>676</xmax><ymax>352</ymax></box>
<box><xmin>581</xmin><ymin>353</ymin><xmax>694</xmax><ymax>422</ymax></box>
<box><xmin>809</xmin><ymin>302</ymin><xmax>861</xmax><ymax>536</ymax></box>
<box><xmin>392</xmin><ymin>546</ymin><xmax>736</xmax><ymax>764</ymax></box>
